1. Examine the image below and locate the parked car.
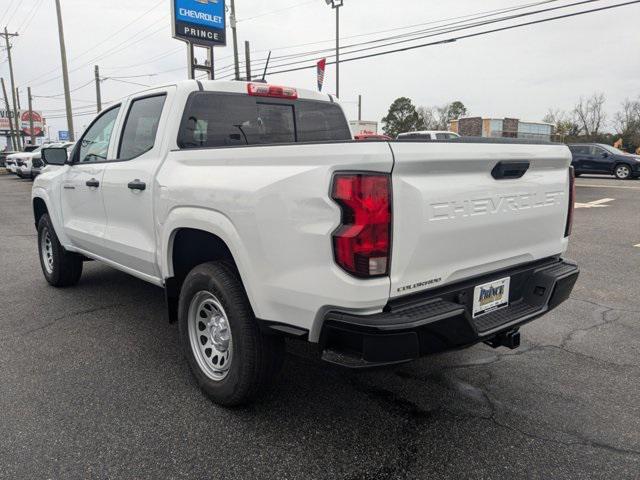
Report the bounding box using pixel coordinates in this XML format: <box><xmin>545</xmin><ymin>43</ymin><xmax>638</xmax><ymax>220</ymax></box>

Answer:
<box><xmin>23</xmin><ymin>145</ymin><xmax>40</xmax><ymax>153</ymax></box>
<box><xmin>569</xmin><ymin>143</ymin><xmax>640</xmax><ymax>180</ymax></box>
<box><xmin>16</xmin><ymin>146</ymin><xmax>45</xmax><ymax>179</ymax></box>
<box><xmin>354</xmin><ymin>133</ymin><xmax>392</xmax><ymax>141</ymax></box>
<box><xmin>34</xmin><ymin>80</ymin><xmax>579</xmax><ymax>406</ymax></box>
<box><xmin>397</xmin><ymin>130</ymin><xmax>461</xmax><ymax>141</ymax></box>
<box><xmin>32</xmin><ymin>142</ymin><xmax>75</xmax><ymax>178</ymax></box>
<box><xmin>5</xmin><ymin>152</ymin><xmax>22</xmax><ymax>173</ymax></box>
<box><xmin>1</xmin><ymin>150</ymin><xmax>18</xmax><ymax>167</ymax></box>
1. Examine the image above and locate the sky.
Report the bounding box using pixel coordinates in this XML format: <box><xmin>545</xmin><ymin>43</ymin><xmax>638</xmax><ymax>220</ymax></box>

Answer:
<box><xmin>1</xmin><ymin>0</ymin><xmax>639</xmax><ymax>145</ymax></box>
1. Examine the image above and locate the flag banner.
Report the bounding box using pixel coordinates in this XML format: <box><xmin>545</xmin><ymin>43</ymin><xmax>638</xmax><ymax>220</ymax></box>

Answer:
<box><xmin>317</xmin><ymin>58</ymin><xmax>326</xmax><ymax>91</ymax></box>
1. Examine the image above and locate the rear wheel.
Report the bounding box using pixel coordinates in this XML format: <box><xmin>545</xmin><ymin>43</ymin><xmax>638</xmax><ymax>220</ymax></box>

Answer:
<box><xmin>37</xmin><ymin>214</ymin><xmax>83</xmax><ymax>287</ymax></box>
<box><xmin>178</xmin><ymin>261</ymin><xmax>284</xmax><ymax>406</ymax></box>
<box><xmin>614</xmin><ymin>163</ymin><xmax>631</xmax><ymax>180</ymax></box>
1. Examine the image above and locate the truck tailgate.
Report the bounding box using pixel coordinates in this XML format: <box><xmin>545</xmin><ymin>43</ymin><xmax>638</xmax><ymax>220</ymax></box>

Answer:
<box><xmin>388</xmin><ymin>141</ymin><xmax>571</xmax><ymax>298</ymax></box>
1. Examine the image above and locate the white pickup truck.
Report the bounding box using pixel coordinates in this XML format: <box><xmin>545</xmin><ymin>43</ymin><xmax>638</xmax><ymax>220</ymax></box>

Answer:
<box><xmin>34</xmin><ymin>80</ymin><xmax>579</xmax><ymax>406</ymax></box>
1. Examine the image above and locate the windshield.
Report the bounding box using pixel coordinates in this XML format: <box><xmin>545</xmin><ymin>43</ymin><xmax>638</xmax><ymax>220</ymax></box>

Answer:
<box><xmin>601</xmin><ymin>144</ymin><xmax>629</xmax><ymax>155</ymax></box>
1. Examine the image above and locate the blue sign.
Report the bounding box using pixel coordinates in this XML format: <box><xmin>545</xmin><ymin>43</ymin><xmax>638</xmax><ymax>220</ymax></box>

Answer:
<box><xmin>58</xmin><ymin>130</ymin><xmax>69</xmax><ymax>141</ymax></box>
<box><xmin>173</xmin><ymin>0</ymin><xmax>226</xmax><ymax>46</ymax></box>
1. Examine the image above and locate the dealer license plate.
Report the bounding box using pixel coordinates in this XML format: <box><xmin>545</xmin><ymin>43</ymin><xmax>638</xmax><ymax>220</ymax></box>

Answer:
<box><xmin>472</xmin><ymin>277</ymin><xmax>510</xmax><ymax>318</ymax></box>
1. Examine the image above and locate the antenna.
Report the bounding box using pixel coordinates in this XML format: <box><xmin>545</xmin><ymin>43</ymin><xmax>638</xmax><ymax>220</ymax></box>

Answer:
<box><xmin>261</xmin><ymin>51</ymin><xmax>271</xmax><ymax>82</ymax></box>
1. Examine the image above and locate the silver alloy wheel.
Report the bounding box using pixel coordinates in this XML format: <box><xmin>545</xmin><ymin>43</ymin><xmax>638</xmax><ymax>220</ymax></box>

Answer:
<box><xmin>615</xmin><ymin>165</ymin><xmax>630</xmax><ymax>179</ymax></box>
<box><xmin>188</xmin><ymin>291</ymin><xmax>233</xmax><ymax>381</ymax></box>
<box><xmin>40</xmin><ymin>227</ymin><xmax>54</xmax><ymax>274</ymax></box>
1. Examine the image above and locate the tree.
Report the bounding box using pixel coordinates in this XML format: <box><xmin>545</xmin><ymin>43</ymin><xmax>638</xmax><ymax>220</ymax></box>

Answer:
<box><xmin>381</xmin><ymin>97</ymin><xmax>423</xmax><ymax>137</ymax></box>
<box><xmin>416</xmin><ymin>106</ymin><xmax>437</xmax><ymax>130</ymax></box>
<box><xmin>433</xmin><ymin>101</ymin><xmax>468</xmax><ymax>130</ymax></box>
<box><xmin>542</xmin><ymin>109</ymin><xmax>580</xmax><ymax>138</ymax></box>
<box><xmin>448</xmin><ymin>101</ymin><xmax>468</xmax><ymax>120</ymax></box>
<box><xmin>613</xmin><ymin>98</ymin><xmax>640</xmax><ymax>151</ymax></box>
<box><xmin>574</xmin><ymin>93</ymin><xmax>606</xmax><ymax>137</ymax></box>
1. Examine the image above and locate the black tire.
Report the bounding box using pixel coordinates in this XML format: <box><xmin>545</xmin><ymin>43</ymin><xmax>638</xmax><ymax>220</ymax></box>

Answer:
<box><xmin>613</xmin><ymin>163</ymin><xmax>632</xmax><ymax>180</ymax></box>
<box><xmin>178</xmin><ymin>261</ymin><xmax>284</xmax><ymax>407</ymax></box>
<box><xmin>37</xmin><ymin>213</ymin><xmax>83</xmax><ymax>287</ymax></box>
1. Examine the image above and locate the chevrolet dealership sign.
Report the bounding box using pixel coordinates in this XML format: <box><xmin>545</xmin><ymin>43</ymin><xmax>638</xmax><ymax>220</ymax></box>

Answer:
<box><xmin>172</xmin><ymin>0</ymin><xmax>226</xmax><ymax>46</ymax></box>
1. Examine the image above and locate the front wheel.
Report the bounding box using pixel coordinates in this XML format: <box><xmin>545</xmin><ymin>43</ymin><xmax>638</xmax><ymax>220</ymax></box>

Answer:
<box><xmin>178</xmin><ymin>261</ymin><xmax>284</xmax><ymax>406</ymax></box>
<box><xmin>37</xmin><ymin>214</ymin><xmax>83</xmax><ymax>287</ymax></box>
<box><xmin>614</xmin><ymin>164</ymin><xmax>631</xmax><ymax>180</ymax></box>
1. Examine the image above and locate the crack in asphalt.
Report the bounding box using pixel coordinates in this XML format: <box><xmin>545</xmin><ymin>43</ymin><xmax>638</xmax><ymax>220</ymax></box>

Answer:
<box><xmin>440</xmin><ymin>304</ymin><xmax>638</xmax><ymax>371</ymax></box>
<box><xmin>393</xmin><ymin>372</ymin><xmax>640</xmax><ymax>461</ymax></box>
<box><xmin>571</xmin><ymin>296</ymin><xmax>640</xmax><ymax>314</ymax></box>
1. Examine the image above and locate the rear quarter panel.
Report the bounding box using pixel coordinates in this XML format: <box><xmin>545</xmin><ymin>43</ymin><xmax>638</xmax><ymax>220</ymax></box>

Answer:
<box><xmin>156</xmin><ymin>142</ymin><xmax>394</xmax><ymax>341</ymax></box>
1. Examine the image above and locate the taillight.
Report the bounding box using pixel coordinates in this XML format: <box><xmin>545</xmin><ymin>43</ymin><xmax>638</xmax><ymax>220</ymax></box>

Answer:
<box><xmin>247</xmin><ymin>83</ymin><xmax>298</xmax><ymax>99</ymax></box>
<box><xmin>565</xmin><ymin>166</ymin><xmax>575</xmax><ymax>237</ymax></box>
<box><xmin>331</xmin><ymin>173</ymin><xmax>392</xmax><ymax>278</ymax></box>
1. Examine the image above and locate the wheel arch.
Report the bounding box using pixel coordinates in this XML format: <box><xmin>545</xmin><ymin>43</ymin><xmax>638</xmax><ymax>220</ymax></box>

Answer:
<box><xmin>33</xmin><ymin>196</ymin><xmax>48</xmax><ymax>229</ymax></box>
<box><xmin>161</xmin><ymin>207</ymin><xmax>259</xmax><ymax>322</ymax></box>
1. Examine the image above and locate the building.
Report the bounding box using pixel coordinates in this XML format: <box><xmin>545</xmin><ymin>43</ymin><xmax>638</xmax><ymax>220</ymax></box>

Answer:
<box><xmin>349</xmin><ymin>120</ymin><xmax>378</xmax><ymax>136</ymax></box>
<box><xmin>450</xmin><ymin>117</ymin><xmax>554</xmax><ymax>141</ymax></box>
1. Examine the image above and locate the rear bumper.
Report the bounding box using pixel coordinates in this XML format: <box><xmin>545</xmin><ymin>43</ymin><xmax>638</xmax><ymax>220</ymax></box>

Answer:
<box><xmin>320</xmin><ymin>257</ymin><xmax>579</xmax><ymax>367</ymax></box>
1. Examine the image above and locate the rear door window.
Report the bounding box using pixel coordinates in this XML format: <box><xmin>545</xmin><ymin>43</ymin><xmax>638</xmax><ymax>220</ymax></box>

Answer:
<box><xmin>178</xmin><ymin>92</ymin><xmax>351</xmax><ymax>149</ymax></box>
<box><xmin>570</xmin><ymin>145</ymin><xmax>592</xmax><ymax>155</ymax></box>
<box><xmin>118</xmin><ymin>94</ymin><xmax>166</xmax><ymax>160</ymax></box>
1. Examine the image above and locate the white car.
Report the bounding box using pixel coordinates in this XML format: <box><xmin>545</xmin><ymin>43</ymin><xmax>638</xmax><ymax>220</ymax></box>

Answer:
<box><xmin>5</xmin><ymin>152</ymin><xmax>22</xmax><ymax>173</ymax></box>
<box><xmin>16</xmin><ymin>143</ymin><xmax>73</xmax><ymax>179</ymax></box>
<box><xmin>397</xmin><ymin>130</ymin><xmax>460</xmax><ymax>140</ymax></box>
<box><xmin>33</xmin><ymin>80</ymin><xmax>579</xmax><ymax>406</ymax></box>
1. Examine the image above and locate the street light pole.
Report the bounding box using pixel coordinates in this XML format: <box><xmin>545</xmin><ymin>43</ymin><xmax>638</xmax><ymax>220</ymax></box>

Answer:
<box><xmin>325</xmin><ymin>0</ymin><xmax>344</xmax><ymax>98</ymax></box>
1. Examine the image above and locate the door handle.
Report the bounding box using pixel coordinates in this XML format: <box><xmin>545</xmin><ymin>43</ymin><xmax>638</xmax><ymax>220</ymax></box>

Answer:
<box><xmin>491</xmin><ymin>161</ymin><xmax>530</xmax><ymax>180</ymax></box>
<box><xmin>127</xmin><ymin>179</ymin><xmax>146</xmax><ymax>191</ymax></box>
<box><xmin>86</xmin><ymin>178</ymin><xmax>100</xmax><ymax>188</ymax></box>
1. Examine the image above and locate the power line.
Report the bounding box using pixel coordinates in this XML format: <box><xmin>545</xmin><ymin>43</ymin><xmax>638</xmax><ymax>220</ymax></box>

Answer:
<box><xmin>0</xmin><ymin>0</ymin><xmax>19</xmax><ymax>26</ymax></box>
<box><xmin>23</xmin><ymin>0</ymin><xmax>166</xmax><ymax>85</ymax></box>
<box><xmin>213</xmin><ymin>0</ymin><xmax>568</xmax><ymax>76</ymax></box>
<box><xmin>15</xmin><ymin>0</ymin><xmax>46</xmax><ymax>35</ymax></box>
<box><xmin>105</xmin><ymin>77</ymin><xmax>152</xmax><ymax>88</ymax></box>
<box><xmin>215</xmin><ymin>0</ymin><xmax>588</xmax><ymax>77</ymax></box>
<box><xmin>32</xmin><ymin>78</ymin><xmax>95</xmax><ymax>98</ymax></box>
<box><xmin>260</xmin><ymin>0</ymin><xmax>640</xmax><ymax>78</ymax></box>
<box><xmin>30</xmin><ymin>21</ymin><xmax>169</xmax><ymax>89</ymax></box>
<box><xmin>237</xmin><ymin>0</ymin><xmax>316</xmax><ymax>23</ymax></box>
<box><xmin>3</xmin><ymin>0</ymin><xmax>23</xmax><ymax>27</ymax></box>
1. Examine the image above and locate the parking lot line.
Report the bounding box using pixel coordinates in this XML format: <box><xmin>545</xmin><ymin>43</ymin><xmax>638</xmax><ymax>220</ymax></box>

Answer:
<box><xmin>634</xmin><ymin>244</ymin><xmax>640</xmax><ymax>248</ymax></box>
<box><xmin>576</xmin><ymin>184</ymin><xmax>640</xmax><ymax>190</ymax></box>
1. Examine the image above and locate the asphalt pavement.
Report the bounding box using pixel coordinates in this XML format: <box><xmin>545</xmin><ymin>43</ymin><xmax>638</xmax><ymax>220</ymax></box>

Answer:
<box><xmin>0</xmin><ymin>172</ymin><xmax>638</xmax><ymax>480</ymax></box>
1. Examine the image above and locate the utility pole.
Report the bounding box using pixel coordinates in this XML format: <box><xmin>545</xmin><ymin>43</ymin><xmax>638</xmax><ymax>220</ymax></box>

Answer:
<box><xmin>15</xmin><ymin>87</ymin><xmax>21</xmax><ymax>109</ymax></box>
<box><xmin>244</xmin><ymin>41</ymin><xmax>251</xmax><ymax>81</ymax></box>
<box><xmin>335</xmin><ymin>5</ymin><xmax>340</xmax><ymax>98</ymax></box>
<box><xmin>358</xmin><ymin>94</ymin><xmax>362</xmax><ymax>121</ymax></box>
<box><xmin>27</xmin><ymin>87</ymin><xmax>35</xmax><ymax>146</ymax></box>
<box><xmin>324</xmin><ymin>0</ymin><xmax>343</xmax><ymax>98</ymax></box>
<box><xmin>3</xmin><ymin>28</ymin><xmax>22</xmax><ymax>150</ymax></box>
<box><xmin>1</xmin><ymin>78</ymin><xmax>17</xmax><ymax>151</ymax></box>
<box><xmin>54</xmin><ymin>0</ymin><xmax>75</xmax><ymax>141</ymax></box>
<box><xmin>230</xmin><ymin>0</ymin><xmax>240</xmax><ymax>80</ymax></box>
<box><xmin>94</xmin><ymin>65</ymin><xmax>102</xmax><ymax>113</ymax></box>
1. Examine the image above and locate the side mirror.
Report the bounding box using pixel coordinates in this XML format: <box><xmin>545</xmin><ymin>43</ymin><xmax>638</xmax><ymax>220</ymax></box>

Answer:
<box><xmin>41</xmin><ymin>147</ymin><xmax>68</xmax><ymax>166</ymax></box>
<box><xmin>601</xmin><ymin>152</ymin><xmax>609</xmax><ymax>158</ymax></box>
